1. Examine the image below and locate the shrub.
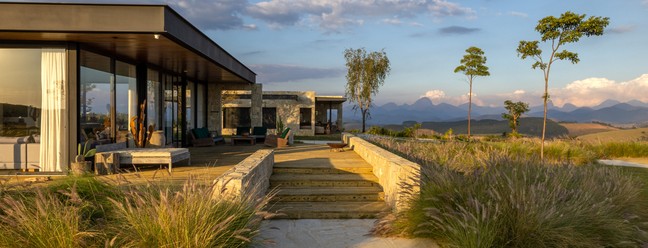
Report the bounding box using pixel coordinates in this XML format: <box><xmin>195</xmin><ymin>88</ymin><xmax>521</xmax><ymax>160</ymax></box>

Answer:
<box><xmin>364</xmin><ymin>136</ymin><xmax>648</xmax><ymax>246</ymax></box>
<box><xmin>109</xmin><ymin>178</ymin><xmax>269</xmax><ymax>247</ymax></box>
<box><xmin>398</xmin><ymin>159</ymin><xmax>648</xmax><ymax>247</ymax></box>
<box><xmin>0</xmin><ymin>183</ymin><xmax>97</xmax><ymax>247</ymax></box>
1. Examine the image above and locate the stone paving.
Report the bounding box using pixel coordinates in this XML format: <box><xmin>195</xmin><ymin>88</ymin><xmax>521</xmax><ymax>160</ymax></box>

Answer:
<box><xmin>253</xmin><ymin>219</ymin><xmax>436</xmax><ymax>248</ymax></box>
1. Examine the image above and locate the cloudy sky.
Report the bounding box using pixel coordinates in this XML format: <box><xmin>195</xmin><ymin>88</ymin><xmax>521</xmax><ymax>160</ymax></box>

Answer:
<box><xmin>14</xmin><ymin>0</ymin><xmax>648</xmax><ymax>107</ymax></box>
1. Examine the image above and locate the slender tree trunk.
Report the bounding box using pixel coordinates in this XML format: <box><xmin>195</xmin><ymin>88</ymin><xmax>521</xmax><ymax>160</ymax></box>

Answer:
<box><xmin>512</xmin><ymin>116</ymin><xmax>518</xmax><ymax>134</ymax></box>
<box><xmin>361</xmin><ymin>108</ymin><xmax>367</xmax><ymax>133</ymax></box>
<box><xmin>468</xmin><ymin>79</ymin><xmax>472</xmax><ymax>138</ymax></box>
<box><xmin>541</xmin><ymin>76</ymin><xmax>549</xmax><ymax>162</ymax></box>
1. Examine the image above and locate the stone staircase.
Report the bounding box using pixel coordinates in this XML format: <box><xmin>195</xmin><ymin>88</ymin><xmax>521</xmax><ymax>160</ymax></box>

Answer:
<box><xmin>267</xmin><ymin>163</ymin><xmax>390</xmax><ymax>219</ymax></box>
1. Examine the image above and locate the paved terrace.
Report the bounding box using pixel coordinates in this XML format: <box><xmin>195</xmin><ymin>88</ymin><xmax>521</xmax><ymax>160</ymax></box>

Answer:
<box><xmin>96</xmin><ymin>142</ymin><xmax>369</xmax><ymax>187</ymax></box>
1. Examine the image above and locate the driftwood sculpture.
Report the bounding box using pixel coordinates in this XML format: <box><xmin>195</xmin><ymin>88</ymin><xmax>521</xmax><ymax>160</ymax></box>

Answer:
<box><xmin>130</xmin><ymin>101</ymin><xmax>155</xmax><ymax>148</ymax></box>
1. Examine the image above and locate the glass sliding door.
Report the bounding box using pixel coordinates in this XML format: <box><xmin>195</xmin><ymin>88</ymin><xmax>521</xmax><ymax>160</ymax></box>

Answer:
<box><xmin>186</xmin><ymin>81</ymin><xmax>194</xmax><ymax>131</ymax></box>
<box><xmin>115</xmin><ymin>61</ymin><xmax>137</xmax><ymax>144</ymax></box>
<box><xmin>80</xmin><ymin>51</ymin><xmax>113</xmax><ymax>143</ymax></box>
<box><xmin>164</xmin><ymin>74</ymin><xmax>183</xmax><ymax>147</ymax></box>
<box><xmin>147</xmin><ymin>69</ymin><xmax>161</xmax><ymax>130</ymax></box>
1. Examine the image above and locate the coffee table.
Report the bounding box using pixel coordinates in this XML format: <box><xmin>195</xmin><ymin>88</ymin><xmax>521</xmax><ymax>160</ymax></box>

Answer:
<box><xmin>231</xmin><ymin>136</ymin><xmax>256</xmax><ymax>145</ymax></box>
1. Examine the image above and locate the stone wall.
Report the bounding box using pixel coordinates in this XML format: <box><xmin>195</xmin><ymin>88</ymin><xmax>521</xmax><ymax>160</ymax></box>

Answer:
<box><xmin>342</xmin><ymin>133</ymin><xmax>420</xmax><ymax>212</ymax></box>
<box><xmin>212</xmin><ymin>149</ymin><xmax>274</xmax><ymax>201</ymax></box>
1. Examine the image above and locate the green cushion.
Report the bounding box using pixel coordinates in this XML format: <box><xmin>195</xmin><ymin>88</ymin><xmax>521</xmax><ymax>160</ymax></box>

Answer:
<box><xmin>192</xmin><ymin>128</ymin><xmax>210</xmax><ymax>139</ymax></box>
<box><xmin>252</xmin><ymin>126</ymin><xmax>267</xmax><ymax>136</ymax></box>
<box><xmin>280</xmin><ymin>127</ymin><xmax>290</xmax><ymax>139</ymax></box>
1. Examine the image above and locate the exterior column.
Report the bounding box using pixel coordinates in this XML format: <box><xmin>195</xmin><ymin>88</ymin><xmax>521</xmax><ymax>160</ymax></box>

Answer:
<box><xmin>250</xmin><ymin>84</ymin><xmax>262</xmax><ymax>127</ymax></box>
<box><xmin>337</xmin><ymin>103</ymin><xmax>343</xmax><ymax>131</ymax></box>
<box><xmin>208</xmin><ymin>84</ymin><xmax>223</xmax><ymax>132</ymax></box>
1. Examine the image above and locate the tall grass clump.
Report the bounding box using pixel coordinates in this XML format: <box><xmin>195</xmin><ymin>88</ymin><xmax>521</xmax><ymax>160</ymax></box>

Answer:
<box><xmin>109</xmin><ymin>178</ymin><xmax>269</xmax><ymax>248</ymax></box>
<box><xmin>0</xmin><ymin>182</ymin><xmax>98</xmax><ymax>247</ymax></box>
<box><xmin>589</xmin><ymin>141</ymin><xmax>648</xmax><ymax>158</ymax></box>
<box><xmin>362</xmin><ymin>135</ymin><xmax>648</xmax><ymax>246</ymax></box>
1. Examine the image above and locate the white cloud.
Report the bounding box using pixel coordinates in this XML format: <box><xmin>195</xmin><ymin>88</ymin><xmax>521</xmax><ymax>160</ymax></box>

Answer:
<box><xmin>418</xmin><ymin>74</ymin><xmax>648</xmax><ymax>108</ymax></box>
<box><xmin>246</xmin><ymin>0</ymin><xmax>474</xmax><ymax>32</ymax></box>
<box><xmin>550</xmin><ymin>74</ymin><xmax>648</xmax><ymax>107</ymax></box>
<box><xmin>607</xmin><ymin>25</ymin><xmax>635</xmax><ymax>34</ymax></box>
<box><xmin>166</xmin><ymin>0</ymin><xmax>249</xmax><ymax>30</ymax></box>
<box><xmin>508</xmin><ymin>11</ymin><xmax>528</xmax><ymax>18</ymax></box>
<box><xmin>250</xmin><ymin>64</ymin><xmax>345</xmax><ymax>83</ymax></box>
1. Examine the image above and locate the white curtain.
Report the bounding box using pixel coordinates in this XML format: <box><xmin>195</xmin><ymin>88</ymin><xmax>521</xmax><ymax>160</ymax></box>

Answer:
<box><xmin>40</xmin><ymin>49</ymin><xmax>68</xmax><ymax>172</ymax></box>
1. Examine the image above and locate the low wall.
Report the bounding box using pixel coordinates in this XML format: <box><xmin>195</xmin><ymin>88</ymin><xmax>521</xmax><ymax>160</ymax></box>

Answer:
<box><xmin>212</xmin><ymin>149</ymin><xmax>274</xmax><ymax>201</ymax></box>
<box><xmin>342</xmin><ymin>133</ymin><xmax>420</xmax><ymax>212</ymax></box>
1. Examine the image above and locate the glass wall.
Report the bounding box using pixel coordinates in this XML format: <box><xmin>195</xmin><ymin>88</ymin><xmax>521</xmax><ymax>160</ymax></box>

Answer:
<box><xmin>262</xmin><ymin>107</ymin><xmax>276</xmax><ymax>129</ymax></box>
<box><xmin>0</xmin><ymin>47</ymin><xmax>68</xmax><ymax>172</ymax></box>
<box><xmin>196</xmin><ymin>83</ymin><xmax>205</xmax><ymax>128</ymax></box>
<box><xmin>186</xmin><ymin>81</ymin><xmax>194</xmax><ymax>130</ymax></box>
<box><xmin>115</xmin><ymin>61</ymin><xmax>137</xmax><ymax>144</ymax></box>
<box><xmin>80</xmin><ymin>50</ymin><xmax>113</xmax><ymax>143</ymax></box>
<box><xmin>0</xmin><ymin>48</ymin><xmax>41</xmax><ymax>139</ymax></box>
<box><xmin>147</xmin><ymin>69</ymin><xmax>161</xmax><ymax>130</ymax></box>
<box><xmin>299</xmin><ymin>108</ymin><xmax>312</xmax><ymax>129</ymax></box>
<box><xmin>223</xmin><ymin>108</ymin><xmax>250</xmax><ymax>128</ymax></box>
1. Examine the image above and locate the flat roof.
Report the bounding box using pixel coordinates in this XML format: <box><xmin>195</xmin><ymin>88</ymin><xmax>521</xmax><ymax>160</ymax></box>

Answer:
<box><xmin>0</xmin><ymin>2</ymin><xmax>255</xmax><ymax>84</ymax></box>
<box><xmin>316</xmin><ymin>96</ymin><xmax>347</xmax><ymax>102</ymax></box>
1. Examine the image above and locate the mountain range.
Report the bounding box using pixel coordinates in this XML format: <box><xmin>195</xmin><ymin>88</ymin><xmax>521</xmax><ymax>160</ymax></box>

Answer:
<box><xmin>344</xmin><ymin>98</ymin><xmax>648</xmax><ymax>125</ymax></box>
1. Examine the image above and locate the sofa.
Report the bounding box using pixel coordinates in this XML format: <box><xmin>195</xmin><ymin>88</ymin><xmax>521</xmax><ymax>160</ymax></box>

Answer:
<box><xmin>0</xmin><ymin>136</ymin><xmax>40</xmax><ymax>170</ymax></box>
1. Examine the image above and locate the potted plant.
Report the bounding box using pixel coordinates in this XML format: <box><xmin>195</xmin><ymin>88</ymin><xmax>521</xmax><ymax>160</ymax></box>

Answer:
<box><xmin>70</xmin><ymin>140</ymin><xmax>96</xmax><ymax>176</ymax></box>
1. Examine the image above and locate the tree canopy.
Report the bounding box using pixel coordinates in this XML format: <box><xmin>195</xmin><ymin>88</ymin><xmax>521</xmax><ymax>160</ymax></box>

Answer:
<box><xmin>454</xmin><ymin>46</ymin><xmax>489</xmax><ymax>138</ymax></box>
<box><xmin>502</xmin><ymin>100</ymin><xmax>530</xmax><ymax>136</ymax></box>
<box><xmin>517</xmin><ymin>11</ymin><xmax>609</xmax><ymax>160</ymax></box>
<box><xmin>344</xmin><ymin>48</ymin><xmax>391</xmax><ymax>132</ymax></box>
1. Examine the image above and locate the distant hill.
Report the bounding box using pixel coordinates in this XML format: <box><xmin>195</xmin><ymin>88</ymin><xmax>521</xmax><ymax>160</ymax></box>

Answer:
<box><xmin>344</xmin><ymin>99</ymin><xmax>648</xmax><ymax>126</ymax></box>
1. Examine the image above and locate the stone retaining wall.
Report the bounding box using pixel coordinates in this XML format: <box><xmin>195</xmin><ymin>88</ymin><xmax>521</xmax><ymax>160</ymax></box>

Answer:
<box><xmin>342</xmin><ymin>133</ymin><xmax>420</xmax><ymax>212</ymax></box>
<box><xmin>212</xmin><ymin>149</ymin><xmax>274</xmax><ymax>201</ymax></box>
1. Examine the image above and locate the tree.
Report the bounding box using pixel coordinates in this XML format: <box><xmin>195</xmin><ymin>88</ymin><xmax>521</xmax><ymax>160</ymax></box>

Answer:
<box><xmin>517</xmin><ymin>11</ymin><xmax>609</xmax><ymax>160</ymax></box>
<box><xmin>454</xmin><ymin>46</ymin><xmax>490</xmax><ymax>138</ymax></box>
<box><xmin>502</xmin><ymin>100</ymin><xmax>530</xmax><ymax>136</ymax></box>
<box><xmin>344</xmin><ymin>48</ymin><xmax>391</xmax><ymax>132</ymax></box>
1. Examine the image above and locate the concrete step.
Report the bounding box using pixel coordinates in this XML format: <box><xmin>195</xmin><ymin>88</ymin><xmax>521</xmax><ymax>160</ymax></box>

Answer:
<box><xmin>272</xmin><ymin>166</ymin><xmax>374</xmax><ymax>174</ymax></box>
<box><xmin>270</xmin><ymin>173</ymin><xmax>380</xmax><ymax>188</ymax></box>
<box><xmin>272</xmin><ymin>187</ymin><xmax>385</xmax><ymax>202</ymax></box>
<box><xmin>267</xmin><ymin>201</ymin><xmax>390</xmax><ymax>219</ymax></box>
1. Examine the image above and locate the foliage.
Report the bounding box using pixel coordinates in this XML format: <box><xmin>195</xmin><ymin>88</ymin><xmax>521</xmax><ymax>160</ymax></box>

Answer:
<box><xmin>363</xmin><ymin>136</ymin><xmax>648</xmax><ymax>247</ymax></box>
<box><xmin>76</xmin><ymin>140</ymin><xmax>96</xmax><ymax>162</ymax></box>
<box><xmin>366</xmin><ymin>124</ymin><xmax>420</xmax><ymax>138</ymax></box>
<box><xmin>454</xmin><ymin>46</ymin><xmax>490</xmax><ymax>138</ymax></box>
<box><xmin>517</xmin><ymin>11</ymin><xmax>609</xmax><ymax>160</ymax></box>
<box><xmin>129</xmin><ymin>101</ymin><xmax>155</xmax><ymax>148</ymax></box>
<box><xmin>502</xmin><ymin>100</ymin><xmax>530</xmax><ymax>135</ymax></box>
<box><xmin>420</xmin><ymin>117</ymin><xmax>568</xmax><ymax>138</ymax></box>
<box><xmin>344</xmin><ymin>48</ymin><xmax>391</xmax><ymax>132</ymax></box>
<box><xmin>109</xmin><ymin>179</ymin><xmax>268</xmax><ymax>247</ymax></box>
<box><xmin>0</xmin><ymin>177</ymin><xmax>269</xmax><ymax>247</ymax></box>
<box><xmin>276</xmin><ymin>117</ymin><xmax>285</xmax><ymax>135</ymax></box>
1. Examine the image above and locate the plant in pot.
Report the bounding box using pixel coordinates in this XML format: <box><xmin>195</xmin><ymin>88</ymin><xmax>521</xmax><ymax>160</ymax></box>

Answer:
<box><xmin>70</xmin><ymin>140</ymin><xmax>96</xmax><ymax>176</ymax></box>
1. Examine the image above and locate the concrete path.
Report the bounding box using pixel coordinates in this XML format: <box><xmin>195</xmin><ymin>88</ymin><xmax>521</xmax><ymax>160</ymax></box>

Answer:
<box><xmin>253</xmin><ymin>219</ymin><xmax>437</xmax><ymax>248</ymax></box>
<box><xmin>598</xmin><ymin>159</ymin><xmax>648</xmax><ymax>169</ymax></box>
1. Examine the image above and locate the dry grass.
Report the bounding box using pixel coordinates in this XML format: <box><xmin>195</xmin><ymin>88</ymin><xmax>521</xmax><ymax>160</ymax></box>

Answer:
<box><xmin>365</xmin><ymin>135</ymin><xmax>648</xmax><ymax>247</ymax></box>
<box><xmin>561</xmin><ymin>123</ymin><xmax>619</xmax><ymax>137</ymax></box>
<box><xmin>578</xmin><ymin>127</ymin><xmax>648</xmax><ymax>143</ymax></box>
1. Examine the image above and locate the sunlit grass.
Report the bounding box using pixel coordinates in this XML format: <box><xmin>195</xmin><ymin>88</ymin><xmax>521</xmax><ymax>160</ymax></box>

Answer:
<box><xmin>365</xmin><ymin>135</ymin><xmax>648</xmax><ymax>247</ymax></box>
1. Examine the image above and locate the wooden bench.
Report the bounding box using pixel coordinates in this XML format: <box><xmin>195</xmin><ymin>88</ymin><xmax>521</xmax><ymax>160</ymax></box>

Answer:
<box><xmin>95</xmin><ymin>142</ymin><xmax>190</xmax><ymax>174</ymax></box>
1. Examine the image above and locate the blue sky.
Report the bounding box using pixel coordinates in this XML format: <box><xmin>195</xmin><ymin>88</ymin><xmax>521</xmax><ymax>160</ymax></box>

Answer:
<box><xmin>15</xmin><ymin>0</ymin><xmax>648</xmax><ymax>107</ymax></box>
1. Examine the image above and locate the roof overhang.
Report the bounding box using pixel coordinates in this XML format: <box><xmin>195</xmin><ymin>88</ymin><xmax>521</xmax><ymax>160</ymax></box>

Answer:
<box><xmin>316</xmin><ymin>96</ymin><xmax>347</xmax><ymax>103</ymax></box>
<box><xmin>0</xmin><ymin>2</ymin><xmax>255</xmax><ymax>84</ymax></box>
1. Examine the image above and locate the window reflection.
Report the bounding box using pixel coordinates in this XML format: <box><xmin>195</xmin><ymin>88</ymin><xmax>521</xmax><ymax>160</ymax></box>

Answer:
<box><xmin>115</xmin><ymin>61</ymin><xmax>137</xmax><ymax>144</ymax></box>
<box><xmin>79</xmin><ymin>51</ymin><xmax>112</xmax><ymax>143</ymax></box>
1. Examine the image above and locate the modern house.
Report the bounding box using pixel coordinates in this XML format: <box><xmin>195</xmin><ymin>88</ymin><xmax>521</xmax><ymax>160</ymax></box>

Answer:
<box><xmin>221</xmin><ymin>91</ymin><xmax>346</xmax><ymax>136</ymax></box>
<box><xmin>0</xmin><ymin>2</ymin><xmax>262</xmax><ymax>172</ymax></box>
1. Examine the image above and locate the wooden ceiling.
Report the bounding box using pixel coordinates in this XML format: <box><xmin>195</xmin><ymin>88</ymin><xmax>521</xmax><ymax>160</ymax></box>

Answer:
<box><xmin>0</xmin><ymin>31</ymin><xmax>249</xmax><ymax>84</ymax></box>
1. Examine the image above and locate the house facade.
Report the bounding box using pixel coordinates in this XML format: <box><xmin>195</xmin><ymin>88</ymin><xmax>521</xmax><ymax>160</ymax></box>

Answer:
<box><xmin>0</xmin><ymin>3</ymin><xmax>258</xmax><ymax>172</ymax></box>
<box><xmin>221</xmin><ymin>90</ymin><xmax>345</xmax><ymax>136</ymax></box>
